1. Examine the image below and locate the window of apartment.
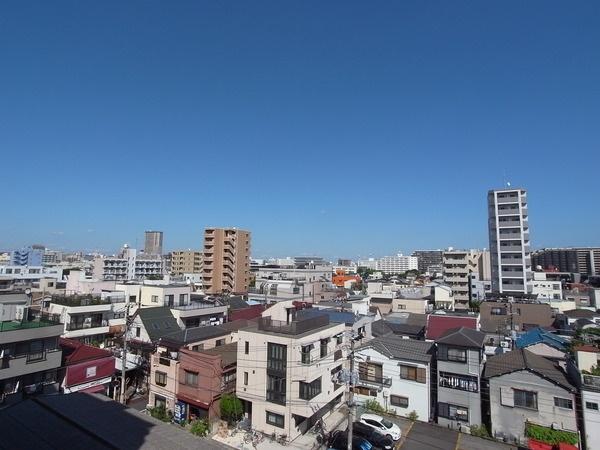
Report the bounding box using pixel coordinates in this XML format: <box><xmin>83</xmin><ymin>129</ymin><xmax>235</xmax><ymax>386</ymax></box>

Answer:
<box><xmin>397</xmin><ymin>304</ymin><xmax>407</xmax><ymax>310</ymax></box>
<box><xmin>359</xmin><ymin>362</ymin><xmax>383</xmax><ymax>383</ymax></box>
<box><xmin>129</xmin><ymin>295</ymin><xmax>136</xmax><ymax>303</ymax></box>
<box><xmin>27</xmin><ymin>340</ymin><xmax>45</xmax><ymax>362</ymax></box>
<box><xmin>267</xmin><ymin>374</ymin><xmax>286</xmax><ymax>405</ymax></box>
<box><xmin>439</xmin><ymin>372</ymin><xmax>478</xmax><ymax>392</ymax></box>
<box><xmin>446</xmin><ymin>347</ymin><xmax>467</xmax><ymax>363</ymax></box>
<box><xmin>191</xmin><ymin>344</ymin><xmax>204</xmax><ymax>351</ymax></box>
<box><xmin>336</xmin><ymin>334</ymin><xmax>343</xmax><ymax>345</ymax></box>
<box><xmin>151</xmin><ymin>295</ymin><xmax>158</xmax><ymax>303</ymax></box>
<box><xmin>155</xmin><ymin>371</ymin><xmax>167</xmax><ymax>387</ymax></box>
<box><xmin>244</xmin><ymin>341</ymin><xmax>249</xmax><ymax>355</ymax></box>
<box><xmin>266</xmin><ymin>411</ymin><xmax>285</xmax><ymax>428</ymax></box>
<box><xmin>320</xmin><ymin>338</ymin><xmax>330</xmax><ymax>358</ymax></box>
<box><xmin>166</xmin><ymin>295</ymin><xmax>174</xmax><ymax>307</ymax></box>
<box><xmin>438</xmin><ymin>403</ymin><xmax>469</xmax><ymax>422</ymax></box>
<box><xmin>400</xmin><ymin>365</ymin><xmax>426</xmax><ymax>383</ymax></box>
<box><xmin>154</xmin><ymin>395</ymin><xmax>166</xmax><ymax>409</ymax></box>
<box><xmin>491</xmin><ymin>307</ymin><xmax>507</xmax><ymax>315</ymax></box>
<box><xmin>299</xmin><ymin>377</ymin><xmax>321</xmax><ymax>400</ymax></box>
<box><xmin>216</xmin><ymin>338</ymin><xmax>225</xmax><ymax>347</ymax></box>
<box><xmin>586</xmin><ymin>402</ymin><xmax>599</xmax><ymax>411</ymax></box>
<box><xmin>244</xmin><ymin>372</ymin><xmax>248</xmax><ymax>386</ymax></box>
<box><xmin>301</xmin><ymin>344</ymin><xmax>313</xmax><ymax>364</ymax></box>
<box><xmin>514</xmin><ymin>389</ymin><xmax>538</xmax><ymax>410</ymax></box>
<box><xmin>179</xmin><ymin>294</ymin><xmax>187</xmax><ymax>306</ymax></box>
<box><xmin>554</xmin><ymin>397</ymin><xmax>573</xmax><ymax>409</ymax></box>
<box><xmin>136</xmin><ymin>327</ymin><xmax>141</xmax><ymax>338</ymax></box>
<box><xmin>184</xmin><ymin>370</ymin><xmax>198</xmax><ymax>387</ymax></box>
<box><xmin>267</xmin><ymin>343</ymin><xmax>287</xmax><ymax>372</ymax></box>
<box><xmin>390</xmin><ymin>395</ymin><xmax>409</xmax><ymax>408</ymax></box>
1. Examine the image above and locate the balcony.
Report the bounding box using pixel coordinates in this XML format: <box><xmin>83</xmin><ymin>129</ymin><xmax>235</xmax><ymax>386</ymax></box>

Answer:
<box><xmin>258</xmin><ymin>315</ymin><xmax>329</xmax><ymax>335</ymax></box>
<box><xmin>500</xmin><ymin>245</ymin><xmax>523</xmax><ymax>252</ymax></box>
<box><xmin>66</xmin><ymin>319</ymin><xmax>109</xmax><ymax>331</ymax></box>
<box><xmin>357</xmin><ymin>375</ymin><xmax>392</xmax><ymax>388</ymax></box>
<box><xmin>583</xmin><ymin>374</ymin><xmax>600</xmax><ymax>391</ymax></box>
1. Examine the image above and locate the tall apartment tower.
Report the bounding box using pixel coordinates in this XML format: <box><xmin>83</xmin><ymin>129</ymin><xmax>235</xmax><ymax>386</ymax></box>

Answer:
<box><xmin>202</xmin><ymin>228</ymin><xmax>251</xmax><ymax>295</ymax></box>
<box><xmin>488</xmin><ymin>188</ymin><xmax>532</xmax><ymax>294</ymax></box>
<box><xmin>144</xmin><ymin>231</ymin><xmax>163</xmax><ymax>256</ymax></box>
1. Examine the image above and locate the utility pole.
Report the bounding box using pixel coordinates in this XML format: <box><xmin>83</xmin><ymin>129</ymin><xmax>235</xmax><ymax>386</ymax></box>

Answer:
<box><xmin>120</xmin><ymin>301</ymin><xmax>130</xmax><ymax>405</ymax></box>
<box><xmin>347</xmin><ymin>332</ymin><xmax>356</xmax><ymax>450</ymax></box>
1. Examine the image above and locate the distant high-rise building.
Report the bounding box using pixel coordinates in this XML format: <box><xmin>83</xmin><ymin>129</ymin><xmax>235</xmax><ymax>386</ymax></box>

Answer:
<box><xmin>532</xmin><ymin>247</ymin><xmax>600</xmax><ymax>276</ymax></box>
<box><xmin>488</xmin><ymin>188</ymin><xmax>532</xmax><ymax>294</ymax></box>
<box><xmin>144</xmin><ymin>231</ymin><xmax>163</xmax><ymax>256</ymax></box>
<box><xmin>294</xmin><ymin>256</ymin><xmax>326</xmax><ymax>268</ymax></box>
<box><xmin>442</xmin><ymin>249</ymin><xmax>490</xmax><ymax>309</ymax></box>
<box><xmin>11</xmin><ymin>246</ymin><xmax>43</xmax><ymax>266</ymax></box>
<box><xmin>411</xmin><ymin>250</ymin><xmax>443</xmax><ymax>274</ymax></box>
<box><xmin>169</xmin><ymin>250</ymin><xmax>202</xmax><ymax>276</ymax></box>
<box><xmin>377</xmin><ymin>254</ymin><xmax>418</xmax><ymax>274</ymax></box>
<box><xmin>202</xmin><ymin>228</ymin><xmax>251</xmax><ymax>295</ymax></box>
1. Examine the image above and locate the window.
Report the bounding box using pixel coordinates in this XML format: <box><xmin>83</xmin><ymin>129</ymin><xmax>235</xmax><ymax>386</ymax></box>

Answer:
<box><xmin>86</xmin><ymin>366</ymin><xmax>97</xmax><ymax>379</ymax></box>
<box><xmin>179</xmin><ymin>294</ymin><xmax>187</xmax><ymax>306</ymax></box>
<box><xmin>192</xmin><ymin>344</ymin><xmax>204</xmax><ymax>351</ymax></box>
<box><xmin>266</xmin><ymin>411</ymin><xmax>284</xmax><ymax>428</ymax></box>
<box><xmin>586</xmin><ymin>402</ymin><xmax>599</xmax><ymax>410</ymax></box>
<box><xmin>155</xmin><ymin>371</ymin><xmax>167</xmax><ymax>387</ymax></box>
<box><xmin>299</xmin><ymin>377</ymin><xmax>321</xmax><ymax>400</ymax></box>
<box><xmin>27</xmin><ymin>340</ymin><xmax>45</xmax><ymax>362</ymax></box>
<box><xmin>216</xmin><ymin>339</ymin><xmax>225</xmax><ymax>347</ymax></box>
<box><xmin>129</xmin><ymin>295</ymin><xmax>136</xmax><ymax>303</ymax></box>
<box><xmin>320</xmin><ymin>338</ymin><xmax>330</xmax><ymax>358</ymax></box>
<box><xmin>400</xmin><ymin>365</ymin><xmax>426</xmax><ymax>383</ymax></box>
<box><xmin>359</xmin><ymin>362</ymin><xmax>383</xmax><ymax>384</ymax></box>
<box><xmin>244</xmin><ymin>372</ymin><xmax>248</xmax><ymax>386</ymax></box>
<box><xmin>439</xmin><ymin>372</ymin><xmax>478</xmax><ymax>392</ymax></box>
<box><xmin>136</xmin><ymin>327</ymin><xmax>141</xmax><ymax>338</ymax></box>
<box><xmin>267</xmin><ymin>374</ymin><xmax>286</xmax><ymax>405</ymax></box>
<box><xmin>301</xmin><ymin>344</ymin><xmax>313</xmax><ymax>364</ymax></box>
<box><xmin>245</xmin><ymin>341</ymin><xmax>249</xmax><ymax>355</ymax></box>
<box><xmin>390</xmin><ymin>395</ymin><xmax>409</xmax><ymax>408</ymax></box>
<box><xmin>397</xmin><ymin>304</ymin><xmax>406</xmax><ymax>310</ymax></box>
<box><xmin>514</xmin><ymin>389</ymin><xmax>537</xmax><ymax>410</ymax></box>
<box><xmin>154</xmin><ymin>395</ymin><xmax>166</xmax><ymax>409</ymax></box>
<box><xmin>267</xmin><ymin>343</ymin><xmax>287</xmax><ymax>372</ymax></box>
<box><xmin>554</xmin><ymin>397</ymin><xmax>573</xmax><ymax>409</ymax></box>
<box><xmin>447</xmin><ymin>348</ymin><xmax>467</xmax><ymax>363</ymax></box>
<box><xmin>184</xmin><ymin>370</ymin><xmax>198</xmax><ymax>387</ymax></box>
<box><xmin>151</xmin><ymin>295</ymin><xmax>158</xmax><ymax>303</ymax></box>
<box><xmin>491</xmin><ymin>307</ymin><xmax>507</xmax><ymax>315</ymax></box>
<box><xmin>438</xmin><ymin>403</ymin><xmax>469</xmax><ymax>422</ymax></box>
<box><xmin>166</xmin><ymin>295</ymin><xmax>174</xmax><ymax>307</ymax></box>
<box><xmin>336</xmin><ymin>334</ymin><xmax>343</xmax><ymax>345</ymax></box>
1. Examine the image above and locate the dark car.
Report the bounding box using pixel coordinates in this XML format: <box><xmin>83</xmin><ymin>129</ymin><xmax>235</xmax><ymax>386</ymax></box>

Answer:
<box><xmin>350</xmin><ymin>422</ymin><xmax>395</xmax><ymax>450</ymax></box>
<box><xmin>328</xmin><ymin>430</ymin><xmax>373</xmax><ymax>450</ymax></box>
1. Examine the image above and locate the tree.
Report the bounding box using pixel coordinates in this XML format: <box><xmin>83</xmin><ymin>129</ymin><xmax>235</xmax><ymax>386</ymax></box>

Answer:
<box><xmin>220</xmin><ymin>393</ymin><xmax>243</xmax><ymax>424</ymax></box>
<box><xmin>190</xmin><ymin>419</ymin><xmax>209</xmax><ymax>437</ymax></box>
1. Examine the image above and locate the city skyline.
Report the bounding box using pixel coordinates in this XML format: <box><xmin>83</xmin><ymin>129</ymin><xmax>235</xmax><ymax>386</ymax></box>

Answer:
<box><xmin>2</xmin><ymin>2</ymin><xmax>600</xmax><ymax>256</ymax></box>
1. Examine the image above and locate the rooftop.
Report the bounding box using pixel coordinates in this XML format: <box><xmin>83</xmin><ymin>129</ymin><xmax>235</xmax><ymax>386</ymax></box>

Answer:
<box><xmin>564</xmin><ymin>309</ymin><xmax>599</xmax><ymax>319</ymax></box>
<box><xmin>515</xmin><ymin>327</ymin><xmax>569</xmax><ymax>352</ymax></box>
<box><xmin>161</xmin><ymin>319</ymin><xmax>252</xmax><ymax>346</ymax></box>
<box><xmin>0</xmin><ymin>311</ymin><xmax>62</xmax><ymax>333</ymax></box>
<box><xmin>437</xmin><ymin>326</ymin><xmax>486</xmax><ymax>348</ymax></box>
<box><xmin>426</xmin><ymin>314</ymin><xmax>478</xmax><ymax>340</ymax></box>
<box><xmin>359</xmin><ymin>335</ymin><xmax>433</xmax><ymax>364</ymax></box>
<box><xmin>257</xmin><ymin>313</ymin><xmax>330</xmax><ymax>335</ymax></box>
<box><xmin>137</xmin><ymin>307</ymin><xmax>180</xmax><ymax>341</ymax></box>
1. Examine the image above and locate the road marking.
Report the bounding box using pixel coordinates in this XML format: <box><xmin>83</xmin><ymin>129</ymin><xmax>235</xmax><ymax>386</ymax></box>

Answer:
<box><xmin>454</xmin><ymin>432</ymin><xmax>462</xmax><ymax>450</ymax></box>
<box><xmin>397</xmin><ymin>421</ymin><xmax>414</xmax><ymax>449</ymax></box>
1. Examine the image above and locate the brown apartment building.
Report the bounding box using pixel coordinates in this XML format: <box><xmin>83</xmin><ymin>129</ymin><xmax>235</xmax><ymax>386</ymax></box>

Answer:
<box><xmin>202</xmin><ymin>228</ymin><xmax>251</xmax><ymax>295</ymax></box>
<box><xmin>169</xmin><ymin>250</ymin><xmax>202</xmax><ymax>276</ymax></box>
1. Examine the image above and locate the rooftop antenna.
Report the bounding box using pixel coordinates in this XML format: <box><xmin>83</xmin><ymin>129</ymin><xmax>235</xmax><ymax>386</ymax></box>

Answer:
<box><xmin>503</xmin><ymin>169</ymin><xmax>511</xmax><ymax>188</ymax></box>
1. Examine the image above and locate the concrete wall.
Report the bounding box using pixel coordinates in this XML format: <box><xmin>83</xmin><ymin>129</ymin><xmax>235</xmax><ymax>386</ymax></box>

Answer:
<box><xmin>577</xmin><ymin>350</ymin><xmax>599</xmax><ymax>372</ymax></box>
<box><xmin>581</xmin><ymin>388</ymin><xmax>600</xmax><ymax>450</ymax></box>
<box><xmin>488</xmin><ymin>370</ymin><xmax>577</xmax><ymax>444</ymax></box>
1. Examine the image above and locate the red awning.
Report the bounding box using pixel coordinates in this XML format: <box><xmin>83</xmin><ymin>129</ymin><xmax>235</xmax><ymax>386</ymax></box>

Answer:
<box><xmin>177</xmin><ymin>394</ymin><xmax>210</xmax><ymax>409</ymax></box>
<box><xmin>80</xmin><ymin>384</ymin><xmax>106</xmax><ymax>394</ymax></box>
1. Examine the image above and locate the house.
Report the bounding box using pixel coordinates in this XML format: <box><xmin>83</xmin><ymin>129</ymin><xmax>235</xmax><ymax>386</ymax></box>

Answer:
<box><xmin>483</xmin><ymin>349</ymin><xmax>577</xmax><ymax>446</ymax></box>
<box><xmin>425</xmin><ymin>312</ymin><xmax>478</xmax><ymax>341</ymax></box>
<box><xmin>130</xmin><ymin>307</ymin><xmax>180</xmax><ymax>345</ymax></box>
<box><xmin>435</xmin><ymin>327</ymin><xmax>486</xmax><ymax>432</ymax></box>
<box><xmin>369</xmin><ymin>297</ymin><xmax>394</xmax><ymax>315</ymax></box>
<box><xmin>574</xmin><ymin>344</ymin><xmax>600</xmax><ymax>372</ymax></box>
<box><xmin>354</xmin><ymin>335</ymin><xmax>434</xmax><ymax>421</ymax></box>
<box><xmin>381</xmin><ymin>312</ymin><xmax>427</xmax><ymax>339</ymax></box>
<box><xmin>563</xmin><ymin>308</ymin><xmax>600</xmax><ymax>326</ymax></box>
<box><xmin>176</xmin><ymin>343</ymin><xmax>237</xmax><ymax>425</ymax></box>
<box><xmin>236</xmin><ymin>312</ymin><xmax>346</xmax><ymax>442</ymax></box>
<box><xmin>515</xmin><ymin>327</ymin><xmax>569</xmax><ymax>361</ymax></box>
<box><xmin>297</xmin><ymin>308</ymin><xmax>374</xmax><ymax>340</ymax></box>
<box><xmin>59</xmin><ymin>338</ymin><xmax>115</xmax><ymax>395</ymax></box>
<box><xmin>479</xmin><ymin>301</ymin><xmax>554</xmax><ymax>339</ymax></box>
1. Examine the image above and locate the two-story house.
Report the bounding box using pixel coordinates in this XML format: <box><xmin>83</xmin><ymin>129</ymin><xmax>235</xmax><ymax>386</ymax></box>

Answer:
<box><xmin>354</xmin><ymin>335</ymin><xmax>434</xmax><ymax>421</ymax></box>
<box><xmin>483</xmin><ymin>348</ymin><xmax>578</xmax><ymax>446</ymax></box>
<box><xmin>236</xmin><ymin>313</ymin><xmax>346</xmax><ymax>442</ymax></box>
<box><xmin>435</xmin><ymin>326</ymin><xmax>486</xmax><ymax>432</ymax></box>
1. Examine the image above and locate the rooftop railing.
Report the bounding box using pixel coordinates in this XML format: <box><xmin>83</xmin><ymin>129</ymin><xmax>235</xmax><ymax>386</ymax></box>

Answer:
<box><xmin>258</xmin><ymin>314</ymin><xmax>329</xmax><ymax>335</ymax></box>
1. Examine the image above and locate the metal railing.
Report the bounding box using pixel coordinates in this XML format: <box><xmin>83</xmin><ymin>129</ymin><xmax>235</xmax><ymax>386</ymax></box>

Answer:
<box><xmin>258</xmin><ymin>315</ymin><xmax>329</xmax><ymax>335</ymax></box>
<box><xmin>171</xmin><ymin>301</ymin><xmax>224</xmax><ymax>311</ymax></box>
<box><xmin>0</xmin><ymin>312</ymin><xmax>62</xmax><ymax>332</ymax></box>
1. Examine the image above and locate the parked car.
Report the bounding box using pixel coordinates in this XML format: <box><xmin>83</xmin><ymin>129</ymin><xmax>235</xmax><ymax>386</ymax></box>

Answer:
<box><xmin>328</xmin><ymin>430</ymin><xmax>373</xmax><ymax>450</ymax></box>
<box><xmin>350</xmin><ymin>422</ymin><xmax>394</xmax><ymax>450</ymax></box>
<box><xmin>359</xmin><ymin>413</ymin><xmax>402</xmax><ymax>441</ymax></box>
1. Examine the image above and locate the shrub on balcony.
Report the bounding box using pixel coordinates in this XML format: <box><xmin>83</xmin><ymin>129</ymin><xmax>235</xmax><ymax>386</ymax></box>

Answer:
<box><xmin>364</xmin><ymin>399</ymin><xmax>385</xmax><ymax>414</ymax></box>
<box><xmin>525</xmin><ymin>423</ymin><xmax>578</xmax><ymax>445</ymax></box>
<box><xmin>220</xmin><ymin>393</ymin><xmax>243</xmax><ymax>425</ymax></box>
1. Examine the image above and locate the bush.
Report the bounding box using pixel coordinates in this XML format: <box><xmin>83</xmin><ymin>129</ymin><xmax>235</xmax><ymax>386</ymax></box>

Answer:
<box><xmin>190</xmin><ymin>419</ymin><xmax>210</xmax><ymax>437</ymax></box>
<box><xmin>364</xmin><ymin>399</ymin><xmax>385</xmax><ymax>414</ymax></box>
<box><xmin>407</xmin><ymin>411</ymin><xmax>419</xmax><ymax>422</ymax></box>
<box><xmin>220</xmin><ymin>394</ymin><xmax>244</xmax><ymax>425</ymax></box>
<box><xmin>525</xmin><ymin>423</ymin><xmax>578</xmax><ymax>445</ymax></box>
<box><xmin>469</xmin><ymin>424</ymin><xmax>490</xmax><ymax>438</ymax></box>
<box><xmin>148</xmin><ymin>405</ymin><xmax>172</xmax><ymax>423</ymax></box>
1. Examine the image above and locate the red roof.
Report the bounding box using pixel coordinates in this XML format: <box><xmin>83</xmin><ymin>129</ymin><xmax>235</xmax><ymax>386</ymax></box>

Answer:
<box><xmin>426</xmin><ymin>315</ymin><xmax>478</xmax><ymax>340</ymax></box>
<box><xmin>574</xmin><ymin>344</ymin><xmax>600</xmax><ymax>353</ymax></box>
<box><xmin>59</xmin><ymin>338</ymin><xmax>113</xmax><ymax>365</ymax></box>
<box><xmin>229</xmin><ymin>305</ymin><xmax>264</xmax><ymax>322</ymax></box>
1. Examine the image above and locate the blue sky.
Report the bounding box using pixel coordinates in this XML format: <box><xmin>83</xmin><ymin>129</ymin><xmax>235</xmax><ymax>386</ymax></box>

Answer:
<box><xmin>1</xmin><ymin>1</ymin><xmax>599</xmax><ymax>259</ymax></box>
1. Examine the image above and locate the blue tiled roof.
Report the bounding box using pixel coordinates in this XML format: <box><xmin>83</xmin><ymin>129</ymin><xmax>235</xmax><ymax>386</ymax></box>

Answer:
<box><xmin>515</xmin><ymin>327</ymin><xmax>568</xmax><ymax>351</ymax></box>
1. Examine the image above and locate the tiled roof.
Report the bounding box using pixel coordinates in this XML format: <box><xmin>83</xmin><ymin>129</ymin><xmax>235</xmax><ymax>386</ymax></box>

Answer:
<box><xmin>436</xmin><ymin>327</ymin><xmax>485</xmax><ymax>348</ymax></box>
<box><xmin>515</xmin><ymin>327</ymin><xmax>568</xmax><ymax>352</ymax></box>
<box><xmin>426</xmin><ymin>315</ymin><xmax>477</xmax><ymax>340</ymax></box>
<box><xmin>298</xmin><ymin>308</ymin><xmax>357</xmax><ymax>325</ymax></box>
<box><xmin>564</xmin><ymin>309</ymin><xmax>598</xmax><ymax>319</ymax></box>
<box><xmin>359</xmin><ymin>335</ymin><xmax>433</xmax><ymax>364</ymax></box>
<box><xmin>161</xmin><ymin>319</ymin><xmax>250</xmax><ymax>345</ymax></box>
<box><xmin>483</xmin><ymin>348</ymin><xmax>575</xmax><ymax>392</ymax></box>
<box><xmin>137</xmin><ymin>307</ymin><xmax>180</xmax><ymax>341</ymax></box>
<box><xmin>60</xmin><ymin>338</ymin><xmax>113</xmax><ymax>364</ymax></box>
<box><xmin>574</xmin><ymin>344</ymin><xmax>600</xmax><ymax>353</ymax></box>
<box><xmin>371</xmin><ymin>320</ymin><xmax>393</xmax><ymax>337</ymax></box>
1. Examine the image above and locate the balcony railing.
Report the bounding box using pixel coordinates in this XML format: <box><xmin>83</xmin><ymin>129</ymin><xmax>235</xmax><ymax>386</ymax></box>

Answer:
<box><xmin>171</xmin><ymin>301</ymin><xmax>224</xmax><ymax>311</ymax></box>
<box><xmin>357</xmin><ymin>375</ymin><xmax>392</xmax><ymax>388</ymax></box>
<box><xmin>258</xmin><ymin>315</ymin><xmax>329</xmax><ymax>335</ymax></box>
<box><xmin>583</xmin><ymin>374</ymin><xmax>600</xmax><ymax>390</ymax></box>
<box><xmin>0</xmin><ymin>312</ymin><xmax>62</xmax><ymax>332</ymax></box>
<box><xmin>66</xmin><ymin>319</ymin><xmax>109</xmax><ymax>331</ymax></box>
<box><xmin>50</xmin><ymin>295</ymin><xmax>124</xmax><ymax>307</ymax></box>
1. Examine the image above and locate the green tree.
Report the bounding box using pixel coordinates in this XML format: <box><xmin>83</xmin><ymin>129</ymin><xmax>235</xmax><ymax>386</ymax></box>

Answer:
<box><xmin>220</xmin><ymin>394</ymin><xmax>243</xmax><ymax>424</ymax></box>
<box><xmin>364</xmin><ymin>399</ymin><xmax>385</xmax><ymax>414</ymax></box>
<box><xmin>148</xmin><ymin>405</ymin><xmax>172</xmax><ymax>422</ymax></box>
<box><xmin>190</xmin><ymin>419</ymin><xmax>210</xmax><ymax>437</ymax></box>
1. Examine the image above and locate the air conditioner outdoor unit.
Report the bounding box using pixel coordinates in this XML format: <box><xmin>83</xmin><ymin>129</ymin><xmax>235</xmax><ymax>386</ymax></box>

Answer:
<box><xmin>500</xmin><ymin>341</ymin><xmax>510</xmax><ymax>348</ymax></box>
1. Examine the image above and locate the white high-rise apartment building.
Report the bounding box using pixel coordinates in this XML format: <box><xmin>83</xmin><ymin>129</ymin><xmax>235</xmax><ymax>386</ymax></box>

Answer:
<box><xmin>377</xmin><ymin>254</ymin><xmax>418</xmax><ymax>274</ymax></box>
<box><xmin>488</xmin><ymin>188</ymin><xmax>532</xmax><ymax>294</ymax></box>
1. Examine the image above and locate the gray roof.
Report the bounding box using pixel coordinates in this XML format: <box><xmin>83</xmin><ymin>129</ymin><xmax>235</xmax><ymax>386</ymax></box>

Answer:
<box><xmin>371</xmin><ymin>320</ymin><xmax>393</xmax><ymax>337</ymax></box>
<box><xmin>0</xmin><ymin>293</ymin><xmax>29</xmax><ymax>304</ymax></box>
<box><xmin>137</xmin><ymin>307</ymin><xmax>180</xmax><ymax>341</ymax></box>
<box><xmin>161</xmin><ymin>319</ymin><xmax>251</xmax><ymax>346</ymax></box>
<box><xmin>483</xmin><ymin>348</ymin><xmax>575</xmax><ymax>392</ymax></box>
<box><xmin>370</xmin><ymin>297</ymin><xmax>393</xmax><ymax>304</ymax></box>
<box><xmin>0</xmin><ymin>393</ymin><xmax>229</xmax><ymax>450</ymax></box>
<box><xmin>437</xmin><ymin>327</ymin><xmax>486</xmax><ymax>348</ymax></box>
<box><xmin>227</xmin><ymin>295</ymin><xmax>248</xmax><ymax>310</ymax></box>
<box><xmin>359</xmin><ymin>335</ymin><xmax>433</xmax><ymax>364</ymax></box>
<box><xmin>564</xmin><ymin>309</ymin><xmax>598</xmax><ymax>319</ymax></box>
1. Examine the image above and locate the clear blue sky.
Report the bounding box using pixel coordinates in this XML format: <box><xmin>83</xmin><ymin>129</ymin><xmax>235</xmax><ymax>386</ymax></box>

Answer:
<box><xmin>1</xmin><ymin>1</ymin><xmax>599</xmax><ymax>259</ymax></box>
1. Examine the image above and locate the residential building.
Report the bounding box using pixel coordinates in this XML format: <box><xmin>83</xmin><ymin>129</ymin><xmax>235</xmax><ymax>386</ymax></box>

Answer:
<box><xmin>443</xmin><ymin>249</ymin><xmax>489</xmax><ymax>309</ymax></box>
<box><xmin>202</xmin><ymin>227</ymin><xmax>251</xmax><ymax>295</ymax></box>
<box><xmin>293</xmin><ymin>256</ymin><xmax>326</xmax><ymax>268</ymax></box>
<box><xmin>373</xmin><ymin>313</ymin><xmax>427</xmax><ymax>339</ymax></box>
<box><xmin>59</xmin><ymin>338</ymin><xmax>115</xmax><ymax>395</ymax></box>
<box><xmin>488</xmin><ymin>188</ymin><xmax>532</xmax><ymax>294</ymax></box>
<box><xmin>377</xmin><ymin>254</ymin><xmax>418</xmax><ymax>275</ymax></box>
<box><xmin>411</xmin><ymin>250</ymin><xmax>443</xmax><ymax>274</ymax></box>
<box><xmin>479</xmin><ymin>299</ymin><xmax>554</xmax><ymax>342</ymax></box>
<box><xmin>469</xmin><ymin>273</ymin><xmax>492</xmax><ymax>304</ymax></box>
<box><xmin>10</xmin><ymin>246</ymin><xmax>43</xmax><ymax>266</ymax></box>
<box><xmin>169</xmin><ymin>250</ymin><xmax>202</xmax><ymax>276</ymax></box>
<box><xmin>93</xmin><ymin>246</ymin><xmax>163</xmax><ymax>281</ymax></box>
<box><xmin>42</xmin><ymin>250</ymin><xmax>62</xmax><ymax>265</ymax></box>
<box><xmin>357</xmin><ymin>258</ymin><xmax>378</xmax><ymax>270</ymax></box>
<box><xmin>436</xmin><ymin>327</ymin><xmax>486</xmax><ymax>432</ymax></box>
<box><xmin>144</xmin><ymin>231</ymin><xmax>163</xmax><ymax>256</ymax></box>
<box><xmin>250</xmin><ymin>266</ymin><xmax>337</xmax><ymax>304</ymax></box>
<box><xmin>483</xmin><ymin>349</ymin><xmax>577</xmax><ymax>446</ymax></box>
<box><xmin>236</xmin><ymin>313</ymin><xmax>346</xmax><ymax>441</ymax></box>
<box><xmin>531</xmin><ymin>272</ymin><xmax>563</xmax><ymax>301</ymax></box>
<box><xmin>0</xmin><ymin>305</ymin><xmax>63</xmax><ymax>405</ymax></box>
<box><xmin>129</xmin><ymin>307</ymin><xmax>180</xmax><ymax>345</ymax></box>
<box><xmin>514</xmin><ymin>327</ymin><xmax>569</xmax><ymax>361</ymax></box>
<box><xmin>425</xmin><ymin>312</ymin><xmax>479</xmax><ymax>341</ymax></box>
<box><xmin>354</xmin><ymin>336</ymin><xmax>434</xmax><ymax>421</ymax></box>
<box><xmin>532</xmin><ymin>247</ymin><xmax>600</xmax><ymax>276</ymax></box>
